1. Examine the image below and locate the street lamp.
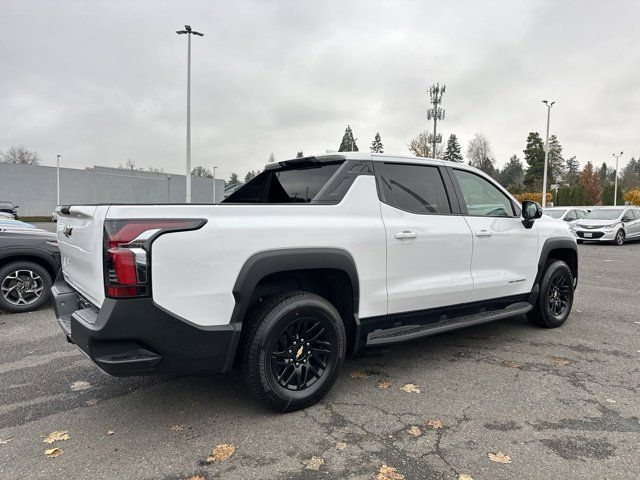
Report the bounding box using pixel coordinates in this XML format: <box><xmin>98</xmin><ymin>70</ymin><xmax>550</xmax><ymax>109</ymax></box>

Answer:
<box><xmin>612</xmin><ymin>151</ymin><xmax>624</xmax><ymax>206</ymax></box>
<box><xmin>56</xmin><ymin>154</ymin><xmax>61</xmax><ymax>206</ymax></box>
<box><xmin>212</xmin><ymin>165</ymin><xmax>218</xmax><ymax>203</ymax></box>
<box><xmin>541</xmin><ymin>100</ymin><xmax>555</xmax><ymax>208</ymax></box>
<box><xmin>176</xmin><ymin>25</ymin><xmax>204</xmax><ymax>203</ymax></box>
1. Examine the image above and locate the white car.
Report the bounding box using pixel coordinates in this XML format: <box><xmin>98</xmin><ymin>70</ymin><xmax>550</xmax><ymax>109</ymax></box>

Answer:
<box><xmin>52</xmin><ymin>152</ymin><xmax>578</xmax><ymax>411</ymax></box>
<box><xmin>573</xmin><ymin>206</ymin><xmax>640</xmax><ymax>245</ymax></box>
<box><xmin>544</xmin><ymin>207</ymin><xmax>590</xmax><ymax>227</ymax></box>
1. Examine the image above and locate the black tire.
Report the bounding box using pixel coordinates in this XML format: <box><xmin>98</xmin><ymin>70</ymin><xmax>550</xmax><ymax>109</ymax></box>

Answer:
<box><xmin>527</xmin><ymin>260</ymin><xmax>574</xmax><ymax>328</ymax></box>
<box><xmin>242</xmin><ymin>291</ymin><xmax>346</xmax><ymax>412</ymax></box>
<box><xmin>0</xmin><ymin>261</ymin><xmax>52</xmax><ymax>313</ymax></box>
<box><xmin>613</xmin><ymin>229</ymin><xmax>625</xmax><ymax>246</ymax></box>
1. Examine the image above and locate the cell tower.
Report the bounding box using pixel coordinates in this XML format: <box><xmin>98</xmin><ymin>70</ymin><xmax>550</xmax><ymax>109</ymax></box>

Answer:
<box><xmin>426</xmin><ymin>83</ymin><xmax>446</xmax><ymax>158</ymax></box>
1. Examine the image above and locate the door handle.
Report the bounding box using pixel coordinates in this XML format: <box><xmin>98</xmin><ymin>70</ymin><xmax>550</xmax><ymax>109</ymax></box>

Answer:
<box><xmin>475</xmin><ymin>229</ymin><xmax>492</xmax><ymax>237</ymax></box>
<box><xmin>395</xmin><ymin>230</ymin><xmax>417</xmax><ymax>240</ymax></box>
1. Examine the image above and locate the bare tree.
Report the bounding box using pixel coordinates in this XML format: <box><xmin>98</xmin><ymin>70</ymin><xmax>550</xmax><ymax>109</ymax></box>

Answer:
<box><xmin>1</xmin><ymin>145</ymin><xmax>41</xmax><ymax>165</ymax></box>
<box><xmin>466</xmin><ymin>133</ymin><xmax>495</xmax><ymax>175</ymax></box>
<box><xmin>191</xmin><ymin>166</ymin><xmax>212</xmax><ymax>178</ymax></box>
<box><xmin>407</xmin><ymin>131</ymin><xmax>442</xmax><ymax>158</ymax></box>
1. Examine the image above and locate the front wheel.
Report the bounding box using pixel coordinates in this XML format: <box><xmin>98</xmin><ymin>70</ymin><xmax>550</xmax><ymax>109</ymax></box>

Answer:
<box><xmin>527</xmin><ymin>260</ymin><xmax>574</xmax><ymax>328</ymax></box>
<box><xmin>613</xmin><ymin>229</ymin><xmax>625</xmax><ymax>246</ymax></box>
<box><xmin>242</xmin><ymin>291</ymin><xmax>346</xmax><ymax>412</ymax></box>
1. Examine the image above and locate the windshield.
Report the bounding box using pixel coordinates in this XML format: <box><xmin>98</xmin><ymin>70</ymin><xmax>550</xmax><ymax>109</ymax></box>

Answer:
<box><xmin>584</xmin><ymin>209</ymin><xmax>624</xmax><ymax>220</ymax></box>
<box><xmin>545</xmin><ymin>209</ymin><xmax>566</xmax><ymax>219</ymax></box>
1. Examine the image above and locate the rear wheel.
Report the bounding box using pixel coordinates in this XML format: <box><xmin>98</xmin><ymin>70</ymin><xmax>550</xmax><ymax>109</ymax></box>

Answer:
<box><xmin>613</xmin><ymin>229</ymin><xmax>625</xmax><ymax>246</ymax></box>
<box><xmin>528</xmin><ymin>260</ymin><xmax>574</xmax><ymax>328</ymax></box>
<box><xmin>0</xmin><ymin>261</ymin><xmax>52</xmax><ymax>313</ymax></box>
<box><xmin>242</xmin><ymin>291</ymin><xmax>346</xmax><ymax>412</ymax></box>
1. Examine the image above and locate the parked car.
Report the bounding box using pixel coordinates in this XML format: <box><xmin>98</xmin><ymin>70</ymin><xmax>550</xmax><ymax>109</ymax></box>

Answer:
<box><xmin>52</xmin><ymin>210</ymin><xmax>58</xmax><ymax>222</ymax></box>
<box><xmin>544</xmin><ymin>207</ymin><xmax>589</xmax><ymax>227</ymax></box>
<box><xmin>0</xmin><ymin>219</ymin><xmax>38</xmax><ymax>231</ymax></box>
<box><xmin>573</xmin><ymin>206</ymin><xmax>640</xmax><ymax>245</ymax></box>
<box><xmin>0</xmin><ymin>201</ymin><xmax>19</xmax><ymax>219</ymax></box>
<box><xmin>52</xmin><ymin>153</ymin><xmax>577</xmax><ymax>411</ymax></box>
<box><xmin>0</xmin><ymin>227</ymin><xmax>60</xmax><ymax>312</ymax></box>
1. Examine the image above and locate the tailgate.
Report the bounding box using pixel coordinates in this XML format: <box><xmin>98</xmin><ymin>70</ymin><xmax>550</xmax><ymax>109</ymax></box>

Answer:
<box><xmin>56</xmin><ymin>206</ymin><xmax>109</xmax><ymax>307</ymax></box>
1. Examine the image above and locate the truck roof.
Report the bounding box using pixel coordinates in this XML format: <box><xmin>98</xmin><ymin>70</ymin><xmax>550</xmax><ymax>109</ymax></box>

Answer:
<box><xmin>266</xmin><ymin>152</ymin><xmax>462</xmax><ymax>170</ymax></box>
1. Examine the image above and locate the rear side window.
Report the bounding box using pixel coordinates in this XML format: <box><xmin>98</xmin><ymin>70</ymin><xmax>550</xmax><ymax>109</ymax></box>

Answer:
<box><xmin>224</xmin><ymin>162</ymin><xmax>342</xmax><ymax>203</ymax></box>
<box><xmin>377</xmin><ymin>163</ymin><xmax>451</xmax><ymax>214</ymax></box>
<box><xmin>453</xmin><ymin>169</ymin><xmax>515</xmax><ymax>217</ymax></box>
<box><xmin>632</xmin><ymin>209</ymin><xmax>640</xmax><ymax>220</ymax></box>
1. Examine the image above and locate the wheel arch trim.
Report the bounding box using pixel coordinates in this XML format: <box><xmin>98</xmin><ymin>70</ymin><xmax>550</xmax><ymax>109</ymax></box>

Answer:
<box><xmin>535</xmin><ymin>237</ymin><xmax>578</xmax><ymax>288</ymax></box>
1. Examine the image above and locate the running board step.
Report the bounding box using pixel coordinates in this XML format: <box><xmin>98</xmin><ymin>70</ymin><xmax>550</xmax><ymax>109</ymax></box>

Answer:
<box><xmin>366</xmin><ymin>302</ymin><xmax>533</xmax><ymax>346</ymax></box>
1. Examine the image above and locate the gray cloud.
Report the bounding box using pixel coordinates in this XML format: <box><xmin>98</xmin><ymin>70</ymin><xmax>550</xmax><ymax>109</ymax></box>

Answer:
<box><xmin>1</xmin><ymin>0</ymin><xmax>638</xmax><ymax>181</ymax></box>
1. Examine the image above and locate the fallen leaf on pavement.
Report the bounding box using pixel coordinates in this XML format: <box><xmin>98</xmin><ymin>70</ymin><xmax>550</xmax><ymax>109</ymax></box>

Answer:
<box><xmin>488</xmin><ymin>452</ymin><xmax>512</xmax><ymax>464</ymax></box>
<box><xmin>605</xmin><ymin>398</ymin><xmax>616</xmax><ymax>404</ymax></box>
<box><xmin>188</xmin><ymin>476</ymin><xmax>206</xmax><ymax>480</ymax></box>
<box><xmin>458</xmin><ymin>474</ymin><xmax>474</xmax><ymax>480</ymax></box>
<box><xmin>377</xmin><ymin>381</ymin><xmax>392</xmax><ymax>389</ymax></box>
<box><xmin>43</xmin><ymin>431</ymin><xmax>70</xmax><ymax>444</ymax></box>
<box><xmin>376</xmin><ymin>464</ymin><xmax>405</xmax><ymax>480</ymax></box>
<box><xmin>427</xmin><ymin>419</ymin><xmax>443</xmax><ymax>429</ymax></box>
<box><xmin>407</xmin><ymin>426</ymin><xmax>421</xmax><ymax>437</ymax></box>
<box><xmin>45</xmin><ymin>448</ymin><xmax>63</xmax><ymax>458</ymax></box>
<box><xmin>350</xmin><ymin>370</ymin><xmax>369</xmax><ymax>379</ymax></box>
<box><xmin>107</xmin><ymin>430</ymin><xmax>115</xmax><ymax>436</ymax></box>
<box><xmin>171</xmin><ymin>425</ymin><xmax>184</xmax><ymax>431</ymax></box>
<box><xmin>70</xmin><ymin>381</ymin><xmax>91</xmax><ymax>391</ymax></box>
<box><xmin>0</xmin><ymin>438</ymin><xmax>11</xmax><ymax>445</ymax></box>
<box><xmin>207</xmin><ymin>444</ymin><xmax>236</xmax><ymax>462</ymax></box>
<box><xmin>550</xmin><ymin>356</ymin><xmax>573</xmax><ymax>366</ymax></box>
<box><xmin>85</xmin><ymin>398</ymin><xmax>98</xmax><ymax>406</ymax></box>
<box><xmin>303</xmin><ymin>456</ymin><xmax>324</xmax><ymax>470</ymax></box>
<box><xmin>335</xmin><ymin>442</ymin><xmax>347</xmax><ymax>450</ymax></box>
<box><xmin>501</xmin><ymin>361</ymin><xmax>522</xmax><ymax>369</ymax></box>
<box><xmin>400</xmin><ymin>383</ymin><xmax>420</xmax><ymax>394</ymax></box>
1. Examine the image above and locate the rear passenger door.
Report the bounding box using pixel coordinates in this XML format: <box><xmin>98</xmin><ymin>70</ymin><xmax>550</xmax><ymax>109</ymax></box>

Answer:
<box><xmin>629</xmin><ymin>209</ymin><xmax>640</xmax><ymax>238</ymax></box>
<box><xmin>449</xmin><ymin>168</ymin><xmax>539</xmax><ymax>302</ymax></box>
<box><xmin>376</xmin><ymin>162</ymin><xmax>474</xmax><ymax>314</ymax></box>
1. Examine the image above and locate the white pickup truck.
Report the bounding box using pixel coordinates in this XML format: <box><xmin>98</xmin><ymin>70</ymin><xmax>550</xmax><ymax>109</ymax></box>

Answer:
<box><xmin>52</xmin><ymin>153</ymin><xmax>578</xmax><ymax>411</ymax></box>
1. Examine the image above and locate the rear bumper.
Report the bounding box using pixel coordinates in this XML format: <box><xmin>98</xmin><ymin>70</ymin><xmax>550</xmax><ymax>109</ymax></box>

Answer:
<box><xmin>51</xmin><ymin>275</ymin><xmax>241</xmax><ymax>376</ymax></box>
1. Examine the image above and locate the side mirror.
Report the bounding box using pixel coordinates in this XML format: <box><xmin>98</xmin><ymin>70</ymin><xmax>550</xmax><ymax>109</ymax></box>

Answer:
<box><xmin>15</xmin><ymin>205</ymin><xmax>19</xmax><ymax>209</ymax></box>
<box><xmin>522</xmin><ymin>201</ymin><xmax>542</xmax><ymax>229</ymax></box>
<box><xmin>622</xmin><ymin>216</ymin><xmax>631</xmax><ymax>223</ymax></box>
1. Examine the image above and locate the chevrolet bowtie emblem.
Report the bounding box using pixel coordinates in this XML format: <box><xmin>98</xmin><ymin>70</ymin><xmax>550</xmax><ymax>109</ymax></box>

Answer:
<box><xmin>295</xmin><ymin>346</ymin><xmax>304</xmax><ymax>359</ymax></box>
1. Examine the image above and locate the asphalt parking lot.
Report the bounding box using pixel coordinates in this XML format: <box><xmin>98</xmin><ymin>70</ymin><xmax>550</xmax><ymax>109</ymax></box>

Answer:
<box><xmin>1</xmin><ymin>241</ymin><xmax>639</xmax><ymax>480</ymax></box>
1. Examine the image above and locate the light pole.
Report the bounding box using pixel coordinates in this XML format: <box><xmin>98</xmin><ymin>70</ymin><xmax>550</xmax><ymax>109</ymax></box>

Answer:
<box><xmin>176</xmin><ymin>25</ymin><xmax>204</xmax><ymax>203</ymax></box>
<box><xmin>541</xmin><ymin>100</ymin><xmax>555</xmax><ymax>208</ymax></box>
<box><xmin>212</xmin><ymin>165</ymin><xmax>218</xmax><ymax>203</ymax></box>
<box><xmin>56</xmin><ymin>154</ymin><xmax>61</xmax><ymax>206</ymax></box>
<box><xmin>167</xmin><ymin>175</ymin><xmax>171</xmax><ymax>202</ymax></box>
<box><xmin>612</xmin><ymin>151</ymin><xmax>623</xmax><ymax>206</ymax></box>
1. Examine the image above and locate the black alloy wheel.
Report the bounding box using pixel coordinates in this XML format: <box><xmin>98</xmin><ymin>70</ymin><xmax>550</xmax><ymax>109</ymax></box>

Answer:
<box><xmin>242</xmin><ymin>291</ymin><xmax>346</xmax><ymax>412</ymax></box>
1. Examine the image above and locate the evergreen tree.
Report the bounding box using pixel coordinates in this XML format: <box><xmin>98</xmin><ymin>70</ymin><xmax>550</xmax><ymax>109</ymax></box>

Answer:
<box><xmin>244</xmin><ymin>170</ymin><xmax>258</xmax><ymax>182</ymax></box>
<box><xmin>620</xmin><ymin>157</ymin><xmax>640</xmax><ymax>190</ymax></box>
<box><xmin>296</xmin><ymin>151</ymin><xmax>304</xmax><ymax>158</ymax></box>
<box><xmin>564</xmin><ymin>156</ymin><xmax>580</xmax><ymax>186</ymax></box>
<box><xmin>601</xmin><ymin>183</ymin><xmax>624</xmax><ymax>205</ymax></box>
<box><xmin>498</xmin><ymin>155</ymin><xmax>525</xmax><ymax>190</ymax></box>
<box><xmin>556</xmin><ymin>184</ymin><xmax>573</xmax><ymax>206</ymax></box>
<box><xmin>597</xmin><ymin>162</ymin><xmax>609</xmax><ymax>188</ymax></box>
<box><xmin>370</xmin><ymin>132</ymin><xmax>384</xmax><ymax>153</ymax></box>
<box><xmin>442</xmin><ymin>134</ymin><xmax>463</xmax><ymax>163</ymax></box>
<box><xmin>338</xmin><ymin>125</ymin><xmax>359</xmax><ymax>152</ymax></box>
<box><xmin>547</xmin><ymin>135</ymin><xmax>565</xmax><ymax>184</ymax></box>
<box><xmin>570</xmin><ymin>184</ymin><xmax>587</xmax><ymax>206</ymax></box>
<box><xmin>228</xmin><ymin>173</ymin><xmax>240</xmax><ymax>187</ymax></box>
<box><xmin>523</xmin><ymin>132</ymin><xmax>548</xmax><ymax>190</ymax></box>
<box><xmin>268</xmin><ymin>153</ymin><xmax>275</xmax><ymax>163</ymax></box>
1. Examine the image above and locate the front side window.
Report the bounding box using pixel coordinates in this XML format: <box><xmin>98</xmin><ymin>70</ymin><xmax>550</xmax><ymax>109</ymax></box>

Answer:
<box><xmin>377</xmin><ymin>163</ymin><xmax>451</xmax><ymax>214</ymax></box>
<box><xmin>453</xmin><ymin>169</ymin><xmax>514</xmax><ymax>217</ymax></box>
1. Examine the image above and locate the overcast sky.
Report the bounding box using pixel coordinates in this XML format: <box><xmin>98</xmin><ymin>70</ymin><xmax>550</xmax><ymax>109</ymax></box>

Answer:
<box><xmin>1</xmin><ymin>0</ymin><xmax>639</xmax><ymax>180</ymax></box>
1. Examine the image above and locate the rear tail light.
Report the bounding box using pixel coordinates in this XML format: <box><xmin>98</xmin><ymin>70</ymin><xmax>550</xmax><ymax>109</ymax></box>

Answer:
<box><xmin>103</xmin><ymin>219</ymin><xmax>205</xmax><ymax>298</ymax></box>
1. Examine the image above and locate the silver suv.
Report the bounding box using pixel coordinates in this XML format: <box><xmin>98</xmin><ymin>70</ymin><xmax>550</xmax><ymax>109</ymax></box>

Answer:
<box><xmin>574</xmin><ymin>207</ymin><xmax>640</xmax><ymax>245</ymax></box>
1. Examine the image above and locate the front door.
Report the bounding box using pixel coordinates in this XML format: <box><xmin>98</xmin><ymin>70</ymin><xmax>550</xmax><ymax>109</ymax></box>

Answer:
<box><xmin>450</xmin><ymin>168</ymin><xmax>539</xmax><ymax>302</ymax></box>
<box><xmin>376</xmin><ymin>161</ymin><xmax>474</xmax><ymax>314</ymax></box>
